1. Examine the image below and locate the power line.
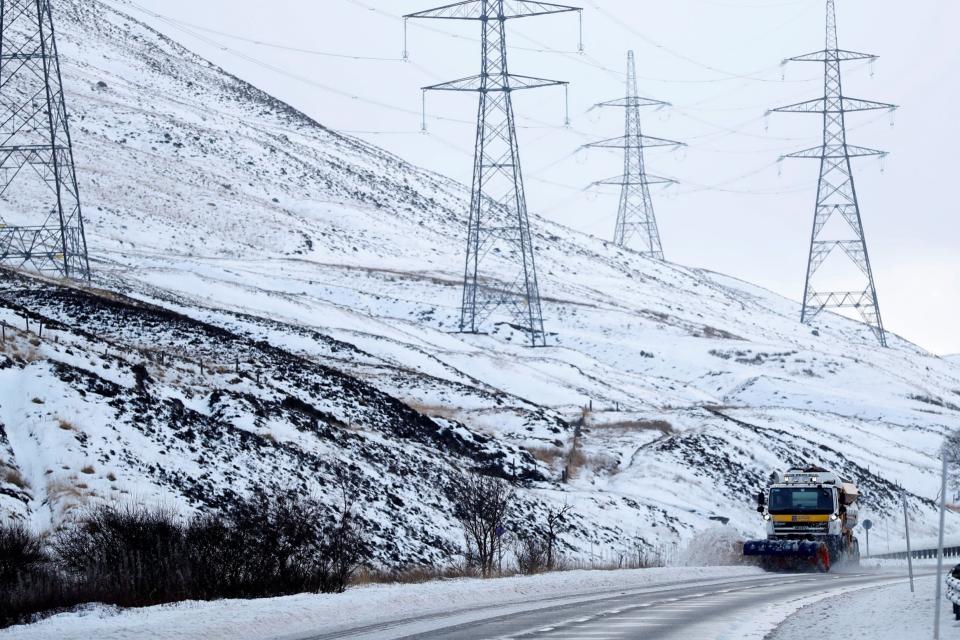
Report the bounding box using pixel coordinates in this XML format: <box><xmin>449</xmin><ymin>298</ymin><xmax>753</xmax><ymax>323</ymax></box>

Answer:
<box><xmin>135</xmin><ymin>12</ymin><xmax>405</xmax><ymax>61</ymax></box>
<box><xmin>584</xmin><ymin>0</ymin><xmax>803</xmax><ymax>83</ymax></box>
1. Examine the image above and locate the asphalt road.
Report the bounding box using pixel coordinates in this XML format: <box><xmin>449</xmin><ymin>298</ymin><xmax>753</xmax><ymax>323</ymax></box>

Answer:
<box><xmin>306</xmin><ymin>570</ymin><xmax>919</xmax><ymax>640</ymax></box>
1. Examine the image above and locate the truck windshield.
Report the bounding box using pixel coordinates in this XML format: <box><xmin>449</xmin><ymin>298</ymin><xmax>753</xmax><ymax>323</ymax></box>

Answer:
<box><xmin>768</xmin><ymin>488</ymin><xmax>834</xmax><ymax>514</ymax></box>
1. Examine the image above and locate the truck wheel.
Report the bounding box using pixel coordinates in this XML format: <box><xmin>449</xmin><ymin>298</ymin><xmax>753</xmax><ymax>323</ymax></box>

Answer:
<box><xmin>816</xmin><ymin>544</ymin><xmax>831</xmax><ymax>573</ymax></box>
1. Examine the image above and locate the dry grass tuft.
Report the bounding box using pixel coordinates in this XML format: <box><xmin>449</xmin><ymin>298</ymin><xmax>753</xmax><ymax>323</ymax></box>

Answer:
<box><xmin>528</xmin><ymin>446</ymin><xmax>565</xmax><ymax>466</ymax></box>
<box><xmin>592</xmin><ymin>419</ymin><xmax>674</xmax><ymax>435</ymax></box>
<box><xmin>352</xmin><ymin>565</ymin><xmax>483</xmax><ymax>586</ymax></box>
<box><xmin>46</xmin><ymin>478</ymin><xmax>86</xmax><ymax>503</ymax></box>
<box><xmin>80</xmin><ymin>465</ymin><xmax>96</xmax><ymax>475</ymax></box>
<box><xmin>58</xmin><ymin>419</ymin><xmax>75</xmax><ymax>431</ymax></box>
<box><xmin>1</xmin><ymin>466</ymin><xmax>29</xmax><ymax>490</ymax></box>
<box><xmin>566</xmin><ymin>443</ymin><xmax>619</xmax><ymax>479</ymax></box>
<box><xmin>405</xmin><ymin>401</ymin><xmax>460</xmax><ymax>421</ymax></box>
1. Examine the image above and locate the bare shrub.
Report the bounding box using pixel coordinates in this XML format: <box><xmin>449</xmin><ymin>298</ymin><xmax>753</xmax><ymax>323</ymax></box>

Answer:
<box><xmin>0</xmin><ymin>524</ymin><xmax>48</xmax><ymax>585</ymax></box>
<box><xmin>0</xmin><ymin>524</ymin><xmax>60</xmax><ymax>628</ymax></box>
<box><xmin>0</xmin><ymin>492</ymin><xmax>373</xmax><ymax>628</ymax></box>
<box><xmin>514</xmin><ymin>536</ymin><xmax>549</xmax><ymax>575</ymax></box>
<box><xmin>54</xmin><ymin>505</ymin><xmax>187</xmax><ymax>607</ymax></box>
<box><xmin>447</xmin><ymin>472</ymin><xmax>514</xmax><ymax>578</ymax></box>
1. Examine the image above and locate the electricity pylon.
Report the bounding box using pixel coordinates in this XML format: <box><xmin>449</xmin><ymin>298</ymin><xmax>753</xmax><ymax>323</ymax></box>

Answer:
<box><xmin>772</xmin><ymin>0</ymin><xmax>895</xmax><ymax>346</ymax></box>
<box><xmin>0</xmin><ymin>0</ymin><xmax>88</xmax><ymax>280</ymax></box>
<box><xmin>584</xmin><ymin>51</ymin><xmax>681</xmax><ymax>259</ymax></box>
<box><xmin>405</xmin><ymin>1</ymin><xmax>581</xmax><ymax>347</ymax></box>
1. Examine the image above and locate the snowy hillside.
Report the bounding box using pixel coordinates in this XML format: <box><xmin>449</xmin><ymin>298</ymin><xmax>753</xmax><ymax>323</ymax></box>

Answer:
<box><xmin>2</xmin><ymin>0</ymin><xmax>960</xmax><ymax>562</ymax></box>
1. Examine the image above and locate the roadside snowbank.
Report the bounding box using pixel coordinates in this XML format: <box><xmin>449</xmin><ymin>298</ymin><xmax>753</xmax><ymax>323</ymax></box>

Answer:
<box><xmin>770</xmin><ymin>573</ymin><xmax>956</xmax><ymax>640</ymax></box>
<box><xmin>2</xmin><ymin>566</ymin><xmax>764</xmax><ymax>640</ymax></box>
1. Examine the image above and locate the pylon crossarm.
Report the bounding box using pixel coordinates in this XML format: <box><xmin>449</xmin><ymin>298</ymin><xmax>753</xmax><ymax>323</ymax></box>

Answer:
<box><xmin>773</xmin><ymin>97</ymin><xmax>896</xmax><ymax>114</ymax></box>
<box><xmin>404</xmin><ymin>1</ymin><xmax>488</xmax><ymax>20</ymax></box>
<box><xmin>504</xmin><ymin>0</ymin><xmax>581</xmax><ymax>18</ymax></box>
<box><xmin>782</xmin><ymin>145</ymin><xmax>886</xmax><ymax>160</ymax></box>
<box><xmin>808</xmin><ymin>290</ymin><xmax>874</xmax><ymax>309</ymax></box>
<box><xmin>771</xmin><ymin>98</ymin><xmax>826</xmax><ymax>114</ymax></box>
<box><xmin>503</xmin><ymin>74</ymin><xmax>568</xmax><ymax>91</ymax></box>
<box><xmin>590</xmin><ymin>96</ymin><xmax>669</xmax><ymax>110</ymax></box>
<box><xmin>584</xmin><ymin>134</ymin><xmax>683</xmax><ymax>150</ymax></box>
<box><xmin>587</xmin><ymin>174</ymin><xmax>676</xmax><ymax>189</ymax></box>
<box><xmin>843</xmin><ymin>145</ymin><xmax>887</xmax><ymax>158</ymax></box>
<box><xmin>841</xmin><ymin>97</ymin><xmax>897</xmax><ymax>112</ymax></box>
<box><xmin>424</xmin><ymin>73</ymin><xmax>567</xmax><ymax>93</ymax></box>
<box><xmin>405</xmin><ymin>0</ymin><xmax>580</xmax><ymax>20</ymax></box>
<box><xmin>786</xmin><ymin>49</ymin><xmax>877</xmax><ymax>63</ymax></box>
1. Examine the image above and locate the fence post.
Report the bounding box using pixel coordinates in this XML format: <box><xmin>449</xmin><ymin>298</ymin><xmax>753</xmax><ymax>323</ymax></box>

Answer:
<box><xmin>903</xmin><ymin>489</ymin><xmax>914</xmax><ymax>594</ymax></box>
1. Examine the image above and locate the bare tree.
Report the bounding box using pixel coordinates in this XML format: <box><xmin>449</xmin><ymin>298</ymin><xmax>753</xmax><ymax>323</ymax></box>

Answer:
<box><xmin>447</xmin><ymin>472</ymin><xmax>514</xmax><ymax>577</ymax></box>
<box><xmin>545</xmin><ymin>505</ymin><xmax>574</xmax><ymax>570</ymax></box>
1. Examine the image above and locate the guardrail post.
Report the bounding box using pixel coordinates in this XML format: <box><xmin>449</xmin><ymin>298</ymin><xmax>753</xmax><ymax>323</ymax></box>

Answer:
<box><xmin>903</xmin><ymin>488</ymin><xmax>915</xmax><ymax>594</ymax></box>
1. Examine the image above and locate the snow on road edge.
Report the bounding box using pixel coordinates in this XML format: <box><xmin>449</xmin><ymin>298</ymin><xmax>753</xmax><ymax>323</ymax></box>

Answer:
<box><xmin>2</xmin><ymin>567</ymin><xmax>764</xmax><ymax>640</ymax></box>
<box><xmin>769</xmin><ymin>573</ymin><xmax>951</xmax><ymax>640</ymax></box>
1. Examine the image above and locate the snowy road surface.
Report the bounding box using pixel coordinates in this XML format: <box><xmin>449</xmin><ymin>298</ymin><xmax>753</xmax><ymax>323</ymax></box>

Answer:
<box><xmin>3</xmin><ymin>567</ymin><xmax>921</xmax><ymax>640</ymax></box>
<box><xmin>302</xmin><ymin>570</ymin><xmax>918</xmax><ymax>640</ymax></box>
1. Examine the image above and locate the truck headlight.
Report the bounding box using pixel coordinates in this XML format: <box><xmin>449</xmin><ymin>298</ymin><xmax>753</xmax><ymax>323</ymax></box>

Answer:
<box><xmin>830</xmin><ymin>515</ymin><xmax>839</xmax><ymax>521</ymax></box>
<box><xmin>763</xmin><ymin>514</ymin><xmax>771</xmax><ymax>521</ymax></box>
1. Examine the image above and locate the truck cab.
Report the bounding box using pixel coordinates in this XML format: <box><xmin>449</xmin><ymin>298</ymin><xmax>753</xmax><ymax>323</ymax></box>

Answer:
<box><xmin>747</xmin><ymin>467</ymin><xmax>860</xmax><ymax>571</ymax></box>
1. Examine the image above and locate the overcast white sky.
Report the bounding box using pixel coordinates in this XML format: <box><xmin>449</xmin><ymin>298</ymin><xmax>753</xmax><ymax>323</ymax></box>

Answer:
<box><xmin>122</xmin><ymin>0</ymin><xmax>959</xmax><ymax>355</ymax></box>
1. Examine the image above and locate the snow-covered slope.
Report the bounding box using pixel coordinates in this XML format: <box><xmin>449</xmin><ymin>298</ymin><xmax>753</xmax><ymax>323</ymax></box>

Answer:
<box><xmin>2</xmin><ymin>0</ymin><xmax>960</xmax><ymax>562</ymax></box>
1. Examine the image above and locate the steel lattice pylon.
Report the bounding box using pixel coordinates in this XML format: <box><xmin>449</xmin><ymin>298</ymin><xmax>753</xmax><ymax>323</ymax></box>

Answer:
<box><xmin>0</xmin><ymin>0</ymin><xmax>88</xmax><ymax>279</ymax></box>
<box><xmin>773</xmin><ymin>0</ymin><xmax>894</xmax><ymax>346</ymax></box>
<box><xmin>584</xmin><ymin>51</ymin><xmax>681</xmax><ymax>258</ymax></box>
<box><xmin>405</xmin><ymin>0</ymin><xmax>581</xmax><ymax>347</ymax></box>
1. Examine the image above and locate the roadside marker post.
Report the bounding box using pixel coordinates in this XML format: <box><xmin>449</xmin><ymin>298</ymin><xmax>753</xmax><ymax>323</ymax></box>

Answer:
<box><xmin>863</xmin><ymin>519</ymin><xmax>872</xmax><ymax>558</ymax></box>
<box><xmin>902</xmin><ymin>489</ymin><xmax>915</xmax><ymax>594</ymax></box>
<box><xmin>934</xmin><ymin>454</ymin><xmax>948</xmax><ymax>640</ymax></box>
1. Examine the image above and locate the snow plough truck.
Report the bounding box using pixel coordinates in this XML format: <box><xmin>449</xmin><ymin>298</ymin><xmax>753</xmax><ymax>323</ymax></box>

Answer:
<box><xmin>744</xmin><ymin>466</ymin><xmax>861</xmax><ymax>572</ymax></box>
